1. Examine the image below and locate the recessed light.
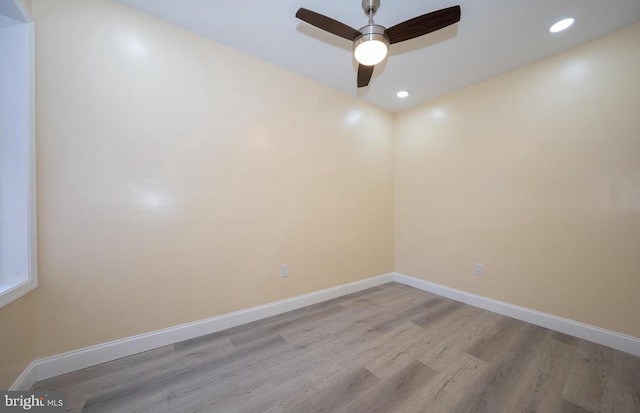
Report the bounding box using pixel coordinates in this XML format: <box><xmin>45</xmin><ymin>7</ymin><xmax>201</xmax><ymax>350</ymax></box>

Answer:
<box><xmin>397</xmin><ymin>90</ymin><xmax>410</xmax><ymax>98</ymax></box>
<box><xmin>549</xmin><ymin>18</ymin><xmax>574</xmax><ymax>33</ymax></box>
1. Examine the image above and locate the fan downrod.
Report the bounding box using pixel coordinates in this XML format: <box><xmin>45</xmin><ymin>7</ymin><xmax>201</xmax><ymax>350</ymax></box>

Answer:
<box><xmin>362</xmin><ymin>0</ymin><xmax>380</xmax><ymax>17</ymax></box>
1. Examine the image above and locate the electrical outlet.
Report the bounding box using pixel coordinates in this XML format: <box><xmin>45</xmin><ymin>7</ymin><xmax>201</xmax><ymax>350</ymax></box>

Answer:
<box><xmin>475</xmin><ymin>263</ymin><xmax>484</xmax><ymax>276</ymax></box>
<box><xmin>280</xmin><ymin>264</ymin><xmax>288</xmax><ymax>278</ymax></box>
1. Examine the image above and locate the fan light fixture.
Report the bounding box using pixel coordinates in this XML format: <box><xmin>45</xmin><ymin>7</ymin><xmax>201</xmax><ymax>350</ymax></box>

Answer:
<box><xmin>354</xmin><ymin>25</ymin><xmax>389</xmax><ymax>66</ymax></box>
<box><xmin>295</xmin><ymin>1</ymin><xmax>462</xmax><ymax>88</ymax></box>
<box><xmin>354</xmin><ymin>39</ymin><xmax>388</xmax><ymax>66</ymax></box>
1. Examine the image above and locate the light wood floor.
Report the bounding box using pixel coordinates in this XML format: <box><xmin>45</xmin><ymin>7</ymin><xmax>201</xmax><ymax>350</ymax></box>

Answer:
<box><xmin>34</xmin><ymin>282</ymin><xmax>640</xmax><ymax>413</ymax></box>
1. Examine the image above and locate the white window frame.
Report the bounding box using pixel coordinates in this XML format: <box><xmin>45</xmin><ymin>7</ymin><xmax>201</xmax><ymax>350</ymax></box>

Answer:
<box><xmin>0</xmin><ymin>0</ymin><xmax>36</xmax><ymax>309</ymax></box>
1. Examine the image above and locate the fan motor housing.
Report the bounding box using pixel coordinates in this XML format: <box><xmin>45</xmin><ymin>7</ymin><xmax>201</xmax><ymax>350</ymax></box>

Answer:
<box><xmin>354</xmin><ymin>24</ymin><xmax>389</xmax><ymax>46</ymax></box>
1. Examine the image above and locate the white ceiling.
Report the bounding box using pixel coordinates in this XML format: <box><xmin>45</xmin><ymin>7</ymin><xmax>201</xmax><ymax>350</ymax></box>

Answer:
<box><xmin>114</xmin><ymin>0</ymin><xmax>640</xmax><ymax>112</ymax></box>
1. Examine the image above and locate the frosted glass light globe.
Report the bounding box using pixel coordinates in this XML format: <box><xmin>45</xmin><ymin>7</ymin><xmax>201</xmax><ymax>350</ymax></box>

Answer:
<box><xmin>354</xmin><ymin>40</ymin><xmax>388</xmax><ymax>66</ymax></box>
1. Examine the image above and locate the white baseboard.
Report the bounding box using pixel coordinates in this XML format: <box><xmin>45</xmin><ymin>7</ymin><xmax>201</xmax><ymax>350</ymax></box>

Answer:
<box><xmin>9</xmin><ymin>361</ymin><xmax>36</xmax><ymax>391</ymax></box>
<box><xmin>30</xmin><ymin>273</ymin><xmax>394</xmax><ymax>382</ymax></box>
<box><xmin>11</xmin><ymin>270</ymin><xmax>640</xmax><ymax>387</ymax></box>
<box><xmin>393</xmin><ymin>272</ymin><xmax>640</xmax><ymax>357</ymax></box>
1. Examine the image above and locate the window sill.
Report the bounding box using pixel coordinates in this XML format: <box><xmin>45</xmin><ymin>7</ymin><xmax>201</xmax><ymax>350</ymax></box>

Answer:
<box><xmin>0</xmin><ymin>278</ymin><xmax>37</xmax><ymax>309</ymax></box>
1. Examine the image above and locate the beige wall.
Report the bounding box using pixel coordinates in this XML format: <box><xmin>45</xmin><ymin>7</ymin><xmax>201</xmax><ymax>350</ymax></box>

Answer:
<box><xmin>0</xmin><ymin>294</ymin><xmax>35</xmax><ymax>389</ymax></box>
<box><xmin>32</xmin><ymin>0</ymin><xmax>394</xmax><ymax>358</ymax></box>
<box><xmin>395</xmin><ymin>24</ymin><xmax>640</xmax><ymax>338</ymax></box>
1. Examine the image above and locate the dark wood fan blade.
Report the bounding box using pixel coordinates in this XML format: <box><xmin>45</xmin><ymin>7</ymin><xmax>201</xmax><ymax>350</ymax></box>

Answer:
<box><xmin>386</xmin><ymin>5</ymin><xmax>461</xmax><ymax>44</ymax></box>
<box><xmin>357</xmin><ymin>64</ymin><xmax>375</xmax><ymax>88</ymax></box>
<box><xmin>296</xmin><ymin>8</ymin><xmax>361</xmax><ymax>41</ymax></box>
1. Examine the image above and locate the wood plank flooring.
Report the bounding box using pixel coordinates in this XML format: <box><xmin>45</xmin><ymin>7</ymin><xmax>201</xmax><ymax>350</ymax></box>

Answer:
<box><xmin>33</xmin><ymin>283</ymin><xmax>640</xmax><ymax>413</ymax></box>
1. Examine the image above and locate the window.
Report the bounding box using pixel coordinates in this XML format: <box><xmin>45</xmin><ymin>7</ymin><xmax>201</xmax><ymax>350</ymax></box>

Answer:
<box><xmin>0</xmin><ymin>0</ymin><xmax>36</xmax><ymax>308</ymax></box>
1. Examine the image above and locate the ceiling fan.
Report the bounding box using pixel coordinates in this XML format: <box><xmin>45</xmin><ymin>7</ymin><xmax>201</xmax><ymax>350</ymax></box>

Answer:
<box><xmin>296</xmin><ymin>0</ymin><xmax>461</xmax><ymax>88</ymax></box>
